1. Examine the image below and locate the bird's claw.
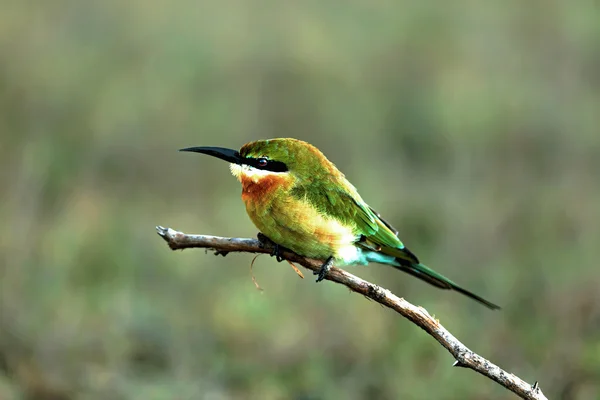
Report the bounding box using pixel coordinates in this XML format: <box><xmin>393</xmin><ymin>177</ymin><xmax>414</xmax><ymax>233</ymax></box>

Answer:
<box><xmin>271</xmin><ymin>244</ymin><xmax>285</xmax><ymax>262</ymax></box>
<box><xmin>314</xmin><ymin>256</ymin><xmax>334</xmax><ymax>282</ymax></box>
<box><xmin>256</xmin><ymin>233</ymin><xmax>284</xmax><ymax>262</ymax></box>
<box><xmin>257</xmin><ymin>232</ymin><xmax>270</xmax><ymax>246</ymax></box>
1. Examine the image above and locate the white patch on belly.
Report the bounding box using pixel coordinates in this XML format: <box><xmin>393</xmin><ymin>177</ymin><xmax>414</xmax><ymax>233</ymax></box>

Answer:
<box><xmin>336</xmin><ymin>245</ymin><xmax>398</xmax><ymax>267</ymax></box>
<box><xmin>230</xmin><ymin>163</ymin><xmax>288</xmax><ymax>183</ymax></box>
<box><xmin>336</xmin><ymin>244</ymin><xmax>367</xmax><ymax>266</ymax></box>
<box><xmin>321</xmin><ymin>218</ymin><xmax>357</xmax><ymax>246</ymax></box>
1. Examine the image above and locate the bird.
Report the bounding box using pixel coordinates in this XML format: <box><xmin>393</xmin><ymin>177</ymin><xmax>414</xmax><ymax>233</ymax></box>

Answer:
<box><xmin>180</xmin><ymin>138</ymin><xmax>500</xmax><ymax>309</ymax></box>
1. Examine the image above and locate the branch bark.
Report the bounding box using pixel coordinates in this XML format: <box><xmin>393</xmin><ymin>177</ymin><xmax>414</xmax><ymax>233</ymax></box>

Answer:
<box><xmin>156</xmin><ymin>226</ymin><xmax>548</xmax><ymax>400</ymax></box>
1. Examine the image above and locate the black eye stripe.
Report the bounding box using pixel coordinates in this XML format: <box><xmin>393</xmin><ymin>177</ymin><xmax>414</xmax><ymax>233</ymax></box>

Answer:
<box><xmin>244</xmin><ymin>157</ymin><xmax>288</xmax><ymax>172</ymax></box>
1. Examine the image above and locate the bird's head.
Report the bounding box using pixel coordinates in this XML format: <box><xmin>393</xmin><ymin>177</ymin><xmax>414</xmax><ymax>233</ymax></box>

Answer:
<box><xmin>180</xmin><ymin>138</ymin><xmax>341</xmax><ymax>185</ymax></box>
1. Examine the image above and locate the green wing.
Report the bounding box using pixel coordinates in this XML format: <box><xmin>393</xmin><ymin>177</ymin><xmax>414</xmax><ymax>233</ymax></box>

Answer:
<box><xmin>291</xmin><ymin>180</ymin><xmax>500</xmax><ymax>309</ymax></box>
<box><xmin>291</xmin><ymin>181</ymin><xmax>419</xmax><ymax>264</ymax></box>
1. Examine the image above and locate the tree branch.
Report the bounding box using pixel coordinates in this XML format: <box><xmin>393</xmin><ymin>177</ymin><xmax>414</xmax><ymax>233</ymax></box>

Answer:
<box><xmin>156</xmin><ymin>226</ymin><xmax>548</xmax><ymax>400</ymax></box>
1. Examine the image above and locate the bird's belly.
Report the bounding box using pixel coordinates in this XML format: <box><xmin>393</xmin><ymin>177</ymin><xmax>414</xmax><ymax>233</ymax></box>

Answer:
<box><xmin>244</xmin><ymin>196</ymin><xmax>358</xmax><ymax>260</ymax></box>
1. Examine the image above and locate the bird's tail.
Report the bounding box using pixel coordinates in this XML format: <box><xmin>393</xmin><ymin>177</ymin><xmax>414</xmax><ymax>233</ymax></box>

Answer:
<box><xmin>392</xmin><ymin>260</ymin><xmax>501</xmax><ymax>310</ymax></box>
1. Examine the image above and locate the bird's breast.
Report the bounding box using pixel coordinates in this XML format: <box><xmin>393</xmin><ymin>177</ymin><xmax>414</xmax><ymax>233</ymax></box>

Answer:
<box><xmin>242</xmin><ymin>190</ymin><xmax>358</xmax><ymax>260</ymax></box>
<box><xmin>230</xmin><ymin>165</ymin><xmax>359</xmax><ymax>259</ymax></box>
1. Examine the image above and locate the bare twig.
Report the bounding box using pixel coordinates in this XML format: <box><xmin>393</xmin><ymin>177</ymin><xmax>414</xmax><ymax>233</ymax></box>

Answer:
<box><xmin>156</xmin><ymin>226</ymin><xmax>548</xmax><ymax>400</ymax></box>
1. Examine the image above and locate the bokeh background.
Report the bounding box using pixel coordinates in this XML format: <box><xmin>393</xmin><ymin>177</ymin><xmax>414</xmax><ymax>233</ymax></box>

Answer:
<box><xmin>1</xmin><ymin>1</ymin><xmax>599</xmax><ymax>399</ymax></box>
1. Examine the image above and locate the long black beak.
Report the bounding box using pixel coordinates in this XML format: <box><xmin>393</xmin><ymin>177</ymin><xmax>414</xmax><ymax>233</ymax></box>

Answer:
<box><xmin>179</xmin><ymin>146</ymin><xmax>242</xmax><ymax>164</ymax></box>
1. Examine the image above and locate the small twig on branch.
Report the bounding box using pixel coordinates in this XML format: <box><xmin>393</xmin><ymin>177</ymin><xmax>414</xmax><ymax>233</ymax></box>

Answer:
<box><xmin>156</xmin><ymin>226</ymin><xmax>548</xmax><ymax>400</ymax></box>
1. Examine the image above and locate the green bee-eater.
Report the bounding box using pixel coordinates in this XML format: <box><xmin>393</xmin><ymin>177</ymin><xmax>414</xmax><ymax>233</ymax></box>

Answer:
<box><xmin>181</xmin><ymin>138</ymin><xmax>499</xmax><ymax>309</ymax></box>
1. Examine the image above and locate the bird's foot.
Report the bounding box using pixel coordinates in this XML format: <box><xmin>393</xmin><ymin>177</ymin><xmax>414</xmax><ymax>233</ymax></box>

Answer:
<box><xmin>214</xmin><ymin>250</ymin><xmax>229</xmax><ymax>257</ymax></box>
<box><xmin>257</xmin><ymin>232</ymin><xmax>274</xmax><ymax>249</ymax></box>
<box><xmin>257</xmin><ymin>233</ymin><xmax>285</xmax><ymax>262</ymax></box>
<box><xmin>314</xmin><ymin>256</ymin><xmax>334</xmax><ymax>282</ymax></box>
<box><xmin>271</xmin><ymin>244</ymin><xmax>285</xmax><ymax>262</ymax></box>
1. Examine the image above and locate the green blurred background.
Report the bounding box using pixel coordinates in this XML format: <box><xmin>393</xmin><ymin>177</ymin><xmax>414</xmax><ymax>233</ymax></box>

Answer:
<box><xmin>1</xmin><ymin>1</ymin><xmax>599</xmax><ymax>399</ymax></box>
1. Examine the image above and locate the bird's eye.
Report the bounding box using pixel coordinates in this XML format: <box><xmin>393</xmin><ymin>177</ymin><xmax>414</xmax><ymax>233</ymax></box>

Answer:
<box><xmin>257</xmin><ymin>158</ymin><xmax>268</xmax><ymax>167</ymax></box>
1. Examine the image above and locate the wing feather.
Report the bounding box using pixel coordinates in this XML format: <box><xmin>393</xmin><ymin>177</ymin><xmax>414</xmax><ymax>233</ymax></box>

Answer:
<box><xmin>291</xmin><ymin>181</ymin><xmax>419</xmax><ymax>264</ymax></box>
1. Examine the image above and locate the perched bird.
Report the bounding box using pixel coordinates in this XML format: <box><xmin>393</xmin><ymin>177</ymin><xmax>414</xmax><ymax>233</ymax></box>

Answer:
<box><xmin>181</xmin><ymin>138</ymin><xmax>499</xmax><ymax>309</ymax></box>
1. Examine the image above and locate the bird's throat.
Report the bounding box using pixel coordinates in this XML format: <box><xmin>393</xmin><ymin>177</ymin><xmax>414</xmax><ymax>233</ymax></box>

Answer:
<box><xmin>230</xmin><ymin>164</ymin><xmax>293</xmax><ymax>203</ymax></box>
